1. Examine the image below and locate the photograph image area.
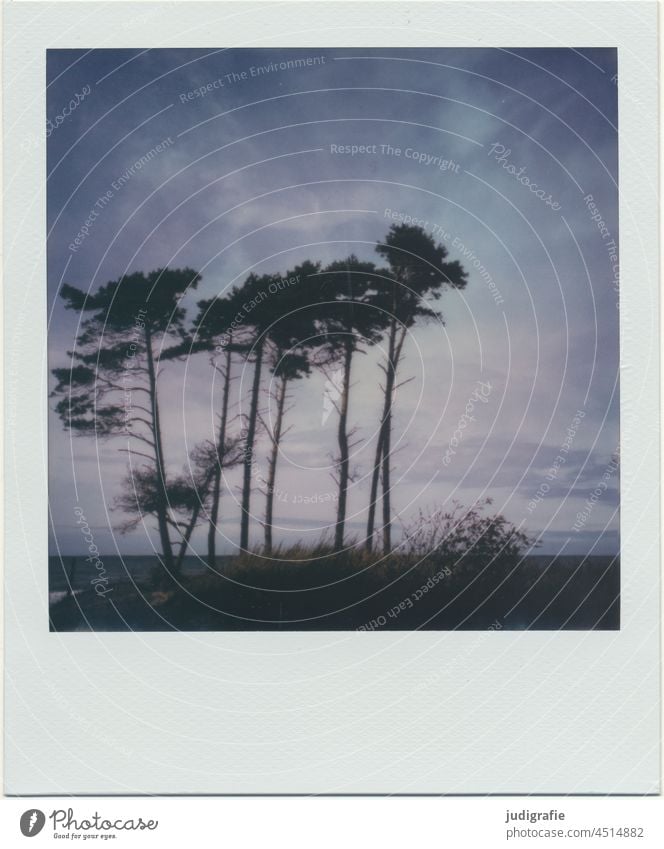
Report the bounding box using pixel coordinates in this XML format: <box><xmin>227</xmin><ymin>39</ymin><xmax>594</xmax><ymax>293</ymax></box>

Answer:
<box><xmin>47</xmin><ymin>47</ymin><xmax>619</xmax><ymax>632</ymax></box>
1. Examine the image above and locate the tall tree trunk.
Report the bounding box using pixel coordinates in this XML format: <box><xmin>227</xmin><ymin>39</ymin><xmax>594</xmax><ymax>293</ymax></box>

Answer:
<box><xmin>208</xmin><ymin>345</ymin><xmax>232</xmax><ymax>570</ymax></box>
<box><xmin>264</xmin><ymin>372</ymin><xmax>288</xmax><ymax>555</ymax></box>
<box><xmin>334</xmin><ymin>344</ymin><xmax>353</xmax><ymax>551</ymax></box>
<box><xmin>364</xmin><ymin>432</ymin><xmax>383</xmax><ymax>552</ymax></box>
<box><xmin>365</xmin><ymin>348</ymin><xmax>394</xmax><ymax>553</ymax></box>
<box><xmin>365</xmin><ymin>318</ymin><xmax>397</xmax><ymax>552</ymax></box>
<box><xmin>380</xmin><ymin>323</ymin><xmax>407</xmax><ymax>555</ymax></box>
<box><xmin>381</xmin><ymin>406</ymin><xmax>393</xmax><ymax>554</ymax></box>
<box><xmin>144</xmin><ymin>322</ymin><xmax>176</xmax><ymax>573</ymax></box>
<box><xmin>240</xmin><ymin>339</ymin><xmax>264</xmax><ymax>552</ymax></box>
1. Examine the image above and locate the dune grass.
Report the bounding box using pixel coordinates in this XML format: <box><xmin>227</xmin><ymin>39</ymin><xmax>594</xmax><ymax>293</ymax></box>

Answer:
<box><xmin>49</xmin><ymin>502</ymin><xmax>620</xmax><ymax>632</ymax></box>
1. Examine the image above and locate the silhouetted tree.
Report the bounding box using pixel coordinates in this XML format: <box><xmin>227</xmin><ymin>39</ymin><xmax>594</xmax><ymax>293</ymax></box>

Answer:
<box><xmin>51</xmin><ymin>268</ymin><xmax>201</xmax><ymax>575</ymax></box>
<box><xmin>195</xmin><ymin>273</ymin><xmax>270</xmax><ymax>553</ymax></box>
<box><xmin>259</xmin><ymin>261</ymin><xmax>321</xmax><ymax>553</ymax></box>
<box><xmin>190</xmin><ymin>435</ymin><xmax>242</xmax><ymax>570</ymax></box>
<box><xmin>235</xmin><ymin>274</ymin><xmax>271</xmax><ymax>552</ymax></box>
<box><xmin>194</xmin><ymin>293</ymin><xmax>246</xmax><ymax>568</ymax></box>
<box><xmin>262</xmin><ymin>352</ymin><xmax>310</xmax><ymax>554</ymax></box>
<box><xmin>115</xmin><ymin>446</ymin><xmax>215</xmax><ymax>576</ymax></box>
<box><xmin>366</xmin><ymin>226</ymin><xmax>468</xmax><ymax>553</ymax></box>
<box><xmin>208</xmin><ymin>340</ymin><xmax>235</xmax><ymax>568</ymax></box>
<box><xmin>315</xmin><ymin>257</ymin><xmax>390</xmax><ymax>550</ymax></box>
<box><xmin>198</xmin><ymin>264</ymin><xmax>319</xmax><ymax>553</ymax></box>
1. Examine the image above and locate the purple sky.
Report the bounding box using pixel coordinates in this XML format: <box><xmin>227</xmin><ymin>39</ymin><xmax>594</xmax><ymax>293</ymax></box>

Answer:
<box><xmin>47</xmin><ymin>47</ymin><xmax>619</xmax><ymax>556</ymax></box>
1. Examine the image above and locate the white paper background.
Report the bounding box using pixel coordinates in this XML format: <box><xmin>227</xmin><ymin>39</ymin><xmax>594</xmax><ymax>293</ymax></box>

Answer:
<box><xmin>4</xmin><ymin>1</ymin><xmax>660</xmax><ymax>794</ymax></box>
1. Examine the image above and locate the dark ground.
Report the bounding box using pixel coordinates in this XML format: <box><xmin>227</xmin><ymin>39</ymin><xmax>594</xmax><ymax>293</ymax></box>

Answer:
<box><xmin>49</xmin><ymin>554</ymin><xmax>619</xmax><ymax>632</ymax></box>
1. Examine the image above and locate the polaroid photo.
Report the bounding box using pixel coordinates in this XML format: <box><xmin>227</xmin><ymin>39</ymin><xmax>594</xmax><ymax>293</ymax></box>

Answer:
<box><xmin>3</xmin><ymin>1</ymin><xmax>659</xmax><ymax>795</ymax></box>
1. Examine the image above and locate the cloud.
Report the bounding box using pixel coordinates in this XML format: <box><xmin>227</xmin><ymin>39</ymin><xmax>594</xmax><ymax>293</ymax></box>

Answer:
<box><xmin>47</xmin><ymin>48</ymin><xmax>619</xmax><ymax>555</ymax></box>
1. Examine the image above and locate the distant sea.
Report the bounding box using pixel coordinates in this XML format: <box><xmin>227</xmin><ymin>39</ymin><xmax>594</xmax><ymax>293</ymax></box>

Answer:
<box><xmin>49</xmin><ymin>553</ymin><xmax>618</xmax><ymax>603</ymax></box>
<box><xmin>48</xmin><ymin>555</ymin><xmax>234</xmax><ymax>601</ymax></box>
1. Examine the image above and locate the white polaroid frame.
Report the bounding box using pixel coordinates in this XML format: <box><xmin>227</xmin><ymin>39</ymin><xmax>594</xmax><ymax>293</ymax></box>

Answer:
<box><xmin>4</xmin><ymin>1</ymin><xmax>660</xmax><ymax>794</ymax></box>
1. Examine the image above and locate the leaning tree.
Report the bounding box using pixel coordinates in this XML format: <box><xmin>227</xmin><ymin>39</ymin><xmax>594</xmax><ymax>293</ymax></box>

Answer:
<box><xmin>262</xmin><ymin>351</ymin><xmax>310</xmax><ymax>554</ymax></box>
<box><xmin>366</xmin><ymin>225</ymin><xmax>468</xmax><ymax>553</ymax></box>
<box><xmin>232</xmin><ymin>273</ymin><xmax>277</xmax><ymax>552</ymax></box>
<box><xmin>195</xmin><ymin>272</ymin><xmax>272</xmax><ymax>554</ymax></box>
<box><xmin>196</xmin><ymin>263</ymin><xmax>320</xmax><ymax>554</ymax></box>
<box><xmin>257</xmin><ymin>260</ymin><xmax>320</xmax><ymax>554</ymax></box>
<box><xmin>193</xmin><ymin>290</ymin><xmax>247</xmax><ymax>568</ymax></box>
<box><xmin>51</xmin><ymin>267</ymin><xmax>201</xmax><ymax>576</ymax></box>
<box><xmin>314</xmin><ymin>257</ymin><xmax>391</xmax><ymax>551</ymax></box>
<box><xmin>114</xmin><ymin>447</ymin><xmax>214</xmax><ymax>578</ymax></box>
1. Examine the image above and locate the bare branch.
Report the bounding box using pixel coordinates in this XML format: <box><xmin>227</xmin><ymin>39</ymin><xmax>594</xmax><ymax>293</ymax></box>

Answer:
<box><xmin>118</xmin><ymin>448</ymin><xmax>155</xmax><ymax>462</ymax></box>
<box><xmin>124</xmin><ymin>435</ymin><xmax>156</xmax><ymax>452</ymax></box>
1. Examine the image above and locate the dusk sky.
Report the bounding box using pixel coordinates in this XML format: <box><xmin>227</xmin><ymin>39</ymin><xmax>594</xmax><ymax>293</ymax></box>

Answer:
<box><xmin>47</xmin><ymin>47</ymin><xmax>619</xmax><ymax>557</ymax></box>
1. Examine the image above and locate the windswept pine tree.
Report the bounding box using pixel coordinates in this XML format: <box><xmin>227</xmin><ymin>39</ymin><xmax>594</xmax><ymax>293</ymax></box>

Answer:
<box><xmin>197</xmin><ymin>263</ymin><xmax>320</xmax><ymax>554</ymax></box>
<box><xmin>258</xmin><ymin>261</ymin><xmax>320</xmax><ymax>553</ymax></box>
<box><xmin>366</xmin><ymin>225</ymin><xmax>468</xmax><ymax>553</ymax></box>
<box><xmin>50</xmin><ymin>235</ymin><xmax>467</xmax><ymax>564</ymax></box>
<box><xmin>50</xmin><ymin>267</ymin><xmax>201</xmax><ymax>576</ymax></box>
<box><xmin>194</xmin><ymin>293</ymin><xmax>245</xmax><ymax>568</ymax></box>
<box><xmin>195</xmin><ymin>272</ymin><xmax>274</xmax><ymax>554</ymax></box>
<box><xmin>262</xmin><ymin>351</ymin><xmax>310</xmax><ymax>554</ymax></box>
<box><xmin>314</xmin><ymin>257</ymin><xmax>391</xmax><ymax>551</ymax></box>
<box><xmin>114</xmin><ymin>446</ymin><xmax>214</xmax><ymax>577</ymax></box>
